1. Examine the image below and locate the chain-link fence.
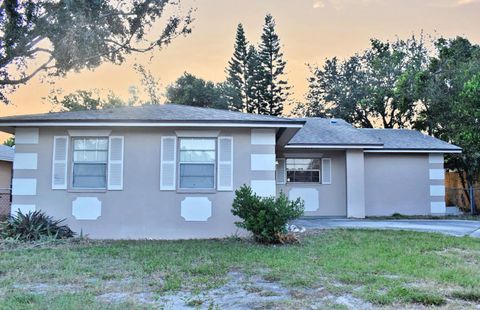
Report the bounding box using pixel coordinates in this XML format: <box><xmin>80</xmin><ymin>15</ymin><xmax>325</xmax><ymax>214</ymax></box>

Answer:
<box><xmin>446</xmin><ymin>187</ymin><xmax>480</xmax><ymax>214</ymax></box>
<box><xmin>0</xmin><ymin>188</ymin><xmax>11</xmax><ymax>219</ymax></box>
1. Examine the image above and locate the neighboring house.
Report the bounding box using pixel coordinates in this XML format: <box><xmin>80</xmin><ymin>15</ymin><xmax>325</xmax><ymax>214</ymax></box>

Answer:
<box><xmin>0</xmin><ymin>144</ymin><xmax>14</xmax><ymax>218</ymax></box>
<box><xmin>0</xmin><ymin>105</ymin><xmax>461</xmax><ymax>239</ymax></box>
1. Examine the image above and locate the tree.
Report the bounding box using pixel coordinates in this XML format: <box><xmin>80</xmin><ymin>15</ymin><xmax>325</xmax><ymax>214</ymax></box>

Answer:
<box><xmin>165</xmin><ymin>72</ymin><xmax>228</xmax><ymax>109</ymax></box>
<box><xmin>226</xmin><ymin>24</ymin><xmax>249</xmax><ymax>112</ymax></box>
<box><xmin>3</xmin><ymin>136</ymin><xmax>14</xmax><ymax>147</ymax></box>
<box><xmin>0</xmin><ymin>0</ymin><xmax>193</xmax><ymax>103</ymax></box>
<box><xmin>46</xmin><ymin>89</ymin><xmax>130</xmax><ymax>112</ymax></box>
<box><xmin>257</xmin><ymin>14</ymin><xmax>290</xmax><ymax>116</ymax></box>
<box><xmin>134</xmin><ymin>64</ymin><xmax>162</xmax><ymax>104</ymax></box>
<box><xmin>245</xmin><ymin>45</ymin><xmax>264</xmax><ymax>114</ymax></box>
<box><xmin>297</xmin><ymin>36</ymin><xmax>428</xmax><ymax>128</ymax></box>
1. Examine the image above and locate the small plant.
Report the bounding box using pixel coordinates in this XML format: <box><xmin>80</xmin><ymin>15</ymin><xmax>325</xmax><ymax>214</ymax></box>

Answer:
<box><xmin>0</xmin><ymin>210</ymin><xmax>74</xmax><ymax>241</ymax></box>
<box><xmin>231</xmin><ymin>185</ymin><xmax>304</xmax><ymax>244</ymax></box>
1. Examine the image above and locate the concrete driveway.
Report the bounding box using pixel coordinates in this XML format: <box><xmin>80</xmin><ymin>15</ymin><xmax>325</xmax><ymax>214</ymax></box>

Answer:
<box><xmin>293</xmin><ymin>218</ymin><xmax>480</xmax><ymax>238</ymax></box>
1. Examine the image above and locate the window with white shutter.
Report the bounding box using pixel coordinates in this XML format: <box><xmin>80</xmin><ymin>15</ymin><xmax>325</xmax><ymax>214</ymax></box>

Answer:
<box><xmin>217</xmin><ymin>137</ymin><xmax>233</xmax><ymax>191</ymax></box>
<box><xmin>160</xmin><ymin>136</ymin><xmax>177</xmax><ymax>190</ymax></box>
<box><xmin>108</xmin><ymin>136</ymin><xmax>124</xmax><ymax>190</ymax></box>
<box><xmin>52</xmin><ymin>136</ymin><xmax>69</xmax><ymax>189</ymax></box>
<box><xmin>322</xmin><ymin>158</ymin><xmax>332</xmax><ymax>184</ymax></box>
<box><xmin>276</xmin><ymin>158</ymin><xmax>286</xmax><ymax>185</ymax></box>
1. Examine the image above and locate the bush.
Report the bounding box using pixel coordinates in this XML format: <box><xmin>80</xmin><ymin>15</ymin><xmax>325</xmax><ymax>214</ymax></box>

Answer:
<box><xmin>0</xmin><ymin>210</ymin><xmax>75</xmax><ymax>241</ymax></box>
<box><xmin>231</xmin><ymin>185</ymin><xmax>304</xmax><ymax>244</ymax></box>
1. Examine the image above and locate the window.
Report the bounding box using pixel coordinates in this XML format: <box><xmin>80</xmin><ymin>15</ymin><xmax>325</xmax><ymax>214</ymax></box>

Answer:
<box><xmin>179</xmin><ymin>138</ymin><xmax>216</xmax><ymax>189</ymax></box>
<box><xmin>286</xmin><ymin>158</ymin><xmax>320</xmax><ymax>183</ymax></box>
<box><xmin>72</xmin><ymin>138</ymin><xmax>108</xmax><ymax>188</ymax></box>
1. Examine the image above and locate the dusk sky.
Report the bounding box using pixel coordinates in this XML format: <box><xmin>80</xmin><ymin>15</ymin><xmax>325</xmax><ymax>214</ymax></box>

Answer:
<box><xmin>2</xmin><ymin>0</ymin><xmax>480</xmax><ymax>121</ymax></box>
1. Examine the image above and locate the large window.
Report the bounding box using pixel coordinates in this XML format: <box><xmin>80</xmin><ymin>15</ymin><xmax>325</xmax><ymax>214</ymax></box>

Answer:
<box><xmin>179</xmin><ymin>138</ymin><xmax>216</xmax><ymax>189</ymax></box>
<box><xmin>72</xmin><ymin>138</ymin><xmax>108</xmax><ymax>189</ymax></box>
<box><xmin>286</xmin><ymin>158</ymin><xmax>320</xmax><ymax>183</ymax></box>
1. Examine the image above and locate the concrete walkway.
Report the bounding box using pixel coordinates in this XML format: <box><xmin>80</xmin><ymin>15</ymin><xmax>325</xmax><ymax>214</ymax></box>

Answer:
<box><xmin>293</xmin><ymin>218</ymin><xmax>480</xmax><ymax>238</ymax></box>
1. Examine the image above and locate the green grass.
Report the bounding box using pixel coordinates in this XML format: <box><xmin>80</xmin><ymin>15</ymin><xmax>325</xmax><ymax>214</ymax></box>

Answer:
<box><xmin>0</xmin><ymin>229</ymin><xmax>479</xmax><ymax>309</ymax></box>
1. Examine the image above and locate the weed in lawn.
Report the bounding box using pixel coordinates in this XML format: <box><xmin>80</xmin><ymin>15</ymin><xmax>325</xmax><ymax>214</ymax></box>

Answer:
<box><xmin>451</xmin><ymin>290</ymin><xmax>480</xmax><ymax>302</ymax></box>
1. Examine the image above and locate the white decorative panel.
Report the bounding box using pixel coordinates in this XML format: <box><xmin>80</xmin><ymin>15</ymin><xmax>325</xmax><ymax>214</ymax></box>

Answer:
<box><xmin>429</xmin><ymin>169</ymin><xmax>445</xmax><ymax>180</ymax></box>
<box><xmin>181</xmin><ymin>197</ymin><xmax>212</xmax><ymax>221</ymax></box>
<box><xmin>108</xmin><ymin>136</ymin><xmax>124</xmax><ymax>190</ymax></box>
<box><xmin>15</xmin><ymin>128</ymin><xmax>39</xmax><ymax>144</ymax></box>
<box><xmin>251</xmin><ymin>129</ymin><xmax>275</xmax><ymax>145</ymax></box>
<box><xmin>12</xmin><ymin>178</ymin><xmax>37</xmax><ymax>196</ymax></box>
<box><xmin>11</xmin><ymin>204</ymin><xmax>36</xmax><ymax>214</ymax></box>
<box><xmin>289</xmin><ymin>188</ymin><xmax>319</xmax><ymax>212</ymax></box>
<box><xmin>13</xmin><ymin>153</ymin><xmax>38</xmax><ymax>170</ymax></box>
<box><xmin>251</xmin><ymin>154</ymin><xmax>276</xmax><ymax>171</ymax></box>
<box><xmin>430</xmin><ymin>201</ymin><xmax>446</xmax><ymax>214</ymax></box>
<box><xmin>428</xmin><ymin>154</ymin><xmax>443</xmax><ymax>164</ymax></box>
<box><xmin>160</xmin><ymin>136</ymin><xmax>177</xmax><ymax>190</ymax></box>
<box><xmin>72</xmin><ymin>197</ymin><xmax>102</xmax><ymax>220</ymax></box>
<box><xmin>430</xmin><ymin>185</ymin><xmax>445</xmax><ymax>197</ymax></box>
<box><xmin>321</xmin><ymin>158</ymin><xmax>332</xmax><ymax>184</ymax></box>
<box><xmin>250</xmin><ymin>180</ymin><xmax>276</xmax><ymax>197</ymax></box>
<box><xmin>218</xmin><ymin>137</ymin><xmax>233</xmax><ymax>191</ymax></box>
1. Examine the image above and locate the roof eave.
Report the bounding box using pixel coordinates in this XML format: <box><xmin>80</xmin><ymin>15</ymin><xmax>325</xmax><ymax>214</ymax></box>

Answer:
<box><xmin>364</xmin><ymin>148</ymin><xmax>462</xmax><ymax>154</ymax></box>
<box><xmin>285</xmin><ymin>144</ymin><xmax>384</xmax><ymax>149</ymax></box>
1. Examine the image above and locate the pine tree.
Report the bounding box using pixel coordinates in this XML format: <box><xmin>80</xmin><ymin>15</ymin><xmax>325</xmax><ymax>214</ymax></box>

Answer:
<box><xmin>245</xmin><ymin>45</ymin><xmax>265</xmax><ymax>114</ymax></box>
<box><xmin>226</xmin><ymin>24</ymin><xmax>249</xmax><ymax>112</ymax></box>
<box><xmin>258</xmin><ymin>14</ymin><xmax>290</xmax><ymax>116</ymax></box>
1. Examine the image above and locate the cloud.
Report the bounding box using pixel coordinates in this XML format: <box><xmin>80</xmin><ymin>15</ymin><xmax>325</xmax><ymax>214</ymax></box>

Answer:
<box><xmin>428</xmin><ymin>0</ymin><xmax>480</xmax><ymax>7</ymax></box>
<box><xmin>312</xmin><ymin>0</ymin><xmax>379</xmax><ymax>10</ymax></box>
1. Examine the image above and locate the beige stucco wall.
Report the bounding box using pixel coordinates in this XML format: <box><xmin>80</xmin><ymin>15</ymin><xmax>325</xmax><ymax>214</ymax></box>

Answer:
<box><xmin>364</xmin><ymin>153</ymin><xmax>431</xmax><ymax>216</ymax></box>
<box><xmin>13</xmin><ymin>127</ymin><xmax>277</xmax><ymax>239</ymax></box>
<box><xmin>276</xmin><ymin>150</ymin><xmax>347</xmax><ymax>217</ymax></box>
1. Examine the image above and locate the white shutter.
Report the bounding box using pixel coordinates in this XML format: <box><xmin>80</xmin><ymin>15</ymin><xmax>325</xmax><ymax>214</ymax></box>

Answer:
<box><xmin>52</xmin><ymin>136</ymin><xmax>69</xmax><ymax>189</ymax></box>
<box><xmin>322</xmin><ymin>158</ymin><xmax>332</xmax><ymax>184</ymax></box>
<box><xmin>108</xmin><ymin>136</ymin><xmax>124</xmax><ymax>190</ymax></box>
<box><xmin>276</xmin><ymin>158</ymin><xmax>286</xmax><ymax>185</ymax></box>
<box><xmin>160</xmin><ymin>136</ymin><xmax>177</xmax><ymax>190</ymax></box>
<box><xmin>217</xmin><ymin>137</ymin><xmax>233</xmax><ymax>191</ymax></box>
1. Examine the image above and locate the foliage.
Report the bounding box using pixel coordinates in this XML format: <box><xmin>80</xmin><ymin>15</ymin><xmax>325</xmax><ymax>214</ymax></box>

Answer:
<box><xmin>3</xmin><ymin>136</ymin><xmax>14</xmax><ymax>147</ymax></box>
<box><xmin>231</xmin><ymin>185</ymin><xmax>304</xmax><ymax>244</ymax></box>
<box><xmin>165</xmin><ymin>72</ymin><xmax>228</xmax><ymax>109</ymax></box>
<box><xmin>0</xmin><ymin>0</ymin><xmax>193</xmax><ymax>103</ymax></box>
<box><xmin>45</xmin><ymin>89</ymin><xmax>130</xmax><ymax>112</ymax></box>
<box><xmin>225</xmin><ymin>24</ymin><xmax>249</xmax><ymax>112</ymax></box>
<box><xmin>134</xmin><ymin>64</ymin><xmax>162</xmax><ymax>105</ymax></box>
<box><xmin>1</xmin><ymin>210</ymin><xmax>74</xmax><ymax>241</ymax></box>
<box><xmin>257</xmin><ymin>14</ymin><xmax>290</xmax><ymax>116</ymax></box>
<box><xmin>296</xmin><ymin>35</ymin><xmax>428</xmax><ymax>128</ymax></box>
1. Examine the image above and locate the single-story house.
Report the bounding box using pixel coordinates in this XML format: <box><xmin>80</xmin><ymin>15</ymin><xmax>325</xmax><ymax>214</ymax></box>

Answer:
<box><xmin>0</xmin><ymin>104</ymin><xmax>461</xmax><ymax>239</ymax></box>
<box><xmin>0</xmin><ymin>144</ymin><xmax>13</xmax><ymax>218</ymax></box>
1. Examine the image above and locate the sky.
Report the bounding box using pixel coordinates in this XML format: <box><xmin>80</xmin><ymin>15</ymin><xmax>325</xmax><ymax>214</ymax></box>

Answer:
<box><xmin>1</xmin><ymin>0</ymin><xmax>480</xmax><ymax>126</ymax></box>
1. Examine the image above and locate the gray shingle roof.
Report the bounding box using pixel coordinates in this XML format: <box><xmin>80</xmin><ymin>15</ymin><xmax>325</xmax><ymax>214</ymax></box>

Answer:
<box><xmin>0</xmin><ymin>104</ymin><xmax>302</xmax><ymax>125</ymax></box>
<box><xmin>288</xmin><ymin>118</ymin><xmax>383</xmax><ymax>146</ymax></box>
<box><xmin>360</xmin><ymin>129</ymin><xmax>462</xmax><ymax>151</ymax></box>
<box><xmin>0</xmin><ymin>145</ymin><xmax>14</xmax><ymax>162</ymax></box>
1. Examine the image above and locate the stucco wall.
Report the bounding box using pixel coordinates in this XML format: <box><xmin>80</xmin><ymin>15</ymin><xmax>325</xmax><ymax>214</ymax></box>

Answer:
<box><xmin>12</xmin><ymin>127</ymin><xmax>274</xmax><ymax>239</ymax></box>
<box><xmin>0</xmin><ymin>161</ymin><xmax>12</xmax><ymax>189</ymax></box>
<box><xmin>364</xmin><ymin>153</ymin><xmax>431</xmax><ymax>216</ymax></box>
<box><xmin>276</xmin><ymin>150</ymin><xmax>347</xmax><ymax>217</ymax></box>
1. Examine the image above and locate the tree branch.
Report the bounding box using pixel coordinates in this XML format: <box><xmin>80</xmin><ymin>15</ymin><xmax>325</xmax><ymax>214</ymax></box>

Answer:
<box><xmin>0</xmin><ymin>56</ymin><xmax>54</xmax><ymax>86</ymax></box>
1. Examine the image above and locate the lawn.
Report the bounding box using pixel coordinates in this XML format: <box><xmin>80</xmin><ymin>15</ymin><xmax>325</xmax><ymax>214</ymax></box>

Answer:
<box><xmin>0</xmin><ymin>229</ymin><xmax>479</xmax><ymax>309</ymax></box>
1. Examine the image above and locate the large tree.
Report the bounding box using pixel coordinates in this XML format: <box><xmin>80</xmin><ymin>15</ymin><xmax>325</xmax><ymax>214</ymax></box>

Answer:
<box><xmin>257</xmin><ymin>14</ymin><xmax>290</xmax><ymax>116</ymax></box>
<box><xmin>165</xmin><ymin>72</ymin><xmax>228</xmax><ymax>109</ymax></box>
<box><xmin>46</xmin><ymin>89</ymin><xmax>129</xmax><ymax>111</ymax></box>
<box><xmin>0</xmin><ymin>0</ymin><xmax>193</xmax><ymax>103</ymax></box>
<box><xmin>297</xmin><ymin>36</ymin><xmax>428</xmax><ymax>128</ymax></box>
<box><xmin>245</xmin><ymin>45</ymin><xmax>264</xmax><ymax>114</ymax></box>
<box><xmin>226</xmin><ymin>23</ymin><xmax>249</xmax><ymax>112</ymax></box>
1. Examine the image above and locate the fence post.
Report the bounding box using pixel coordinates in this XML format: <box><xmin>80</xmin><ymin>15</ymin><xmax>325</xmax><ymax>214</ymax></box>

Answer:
<box><xmin>469</xmin><ymin>185</ymin><xmax>476</xmax><ymax>215</ymax></box>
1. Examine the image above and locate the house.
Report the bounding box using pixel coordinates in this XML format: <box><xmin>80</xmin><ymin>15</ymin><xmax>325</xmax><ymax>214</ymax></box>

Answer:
<box><xmin>0</xmin><ymin>104</ymin><xmax>461</xmax><ymax>239</ymax></box>
<box><xmin>0</xmin><ymin>145</ymin><xmax>14</xmax><ymax>218</ymax></box>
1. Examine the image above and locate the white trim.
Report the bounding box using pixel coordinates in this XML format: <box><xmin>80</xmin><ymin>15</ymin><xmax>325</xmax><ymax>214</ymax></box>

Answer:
<box><xmin>68</xmin><ymin>129</ymin><xmax>111</xmax><ymax>137</ymax></box>
<box><xmin>1</xmin><ymin>122</ymin><xmax>304</xmax><ymax>128</ymax></box>
<box><xmin>321</xmin><ymin>158</ymin><xmax>332</xmax><ymax>184</ymax></box>
<box><xmin>251</xmin><ymin>180</ymin><xmax>276</xmax><ymax>197</ymax></box>
<box><xmin>251</xmin><ymin>154</ymin><xmax>276</xmax><ymax>171</ymax></box>
<box><xmin>365</xmin><ymin>149</ymin><xmax>460</xmax><ymax>154</ymax></box>
<box><xmin>160</xmin><ymin>136</ymin><xmax>177</xmax><ymax>190</ymax></box>
<box><xmin>52</xmin><ymin>136</ymin><xmax>69</xmax><ymax>190</ymax></box>
<box><xmin>13</xmin><ymin>153</ymin><xmax>38</xmax><ymax>170</ymax></box>
<box><xmin>429</xmin><ymin>169</ymin><xmax>445</xmax><ymax>180</ymax></box>
<box><xmin>430</xmin><ymin>185</ymin><xmax>445</xmax><ymax>197</ymax></box>
<box><xmin>429</xmin><ymin>153</ymin><xmax>444</xmax><ymax>163</ymax></box>
<box><xmin>15</xmin><ymin>128</ymin><xmax>39</xmax><ymax>144</ymax></box>
<box><xmin>217</xmin><ymin>136</ymin><xmax>234</xmax><ymax>191</ymax></box>
<box><xmin>12</xmin><ymin>178</ymin><xmax>37</xmax><ymax>196</ymax></box>
<box><xmin>430</xmin><ymin>201</ymin><xmax>446</xmax><ymax>214</ymax></box>
<box><xmin>180</xmin><ymin>197</ymin><xmax>212</xmax><ymax>221</ymax></box>
<box><xmin>11</xmin><ymin>204</ymin><xmax>36</xmax><ymax>214</ymax></box>
<box><xmin>107</xmin><ymin>136</ymin><xmax>124</xmax><ymax>190</ymax></box>
<box><xmin>72</xmin><ymin>197</ymin><xmax>102</xmax><ymax>220</ymax></box>
<box><xmin>251</xmin><ymin>129</ymin><xmax>276</xmax><ymax>145</ymax></box>
<box><xmin>286</xmin><ymin>144</ymin><xmax>383</xmax><ymax>149</ymax></box>
<box><xmin>175</xmin><ymin>130</ymin><xmax>220</xmax><ymax>137</ymax></box>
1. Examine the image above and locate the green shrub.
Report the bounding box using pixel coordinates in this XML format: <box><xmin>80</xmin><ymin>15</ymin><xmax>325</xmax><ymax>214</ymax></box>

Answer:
<box><xmin>231</xmin><ymin>185</ymin><xmax>304</xmax><ymax>244</ymax></box>
<box><xmin>0</xmin><ymin>210</ymin><xmax>75</xmax><ymax>241</ymax></box>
